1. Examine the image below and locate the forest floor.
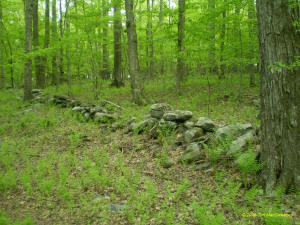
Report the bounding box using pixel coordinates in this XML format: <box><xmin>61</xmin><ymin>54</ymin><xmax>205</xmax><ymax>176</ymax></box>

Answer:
<box><xmin>0</xmin><ymin>74</ymin><xmax>299</xmax><ymax>225</ymax></box>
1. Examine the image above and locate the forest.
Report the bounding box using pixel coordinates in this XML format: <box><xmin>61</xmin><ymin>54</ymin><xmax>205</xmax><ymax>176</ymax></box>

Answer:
<box><xmin>0</xmin><ymin>0</ymin><xmax>300</xmax><ymax>224</ymax></box>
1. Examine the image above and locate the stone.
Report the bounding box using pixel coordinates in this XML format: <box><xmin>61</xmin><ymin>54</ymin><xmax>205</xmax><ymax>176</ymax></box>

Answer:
<box><xmin>163</xmin><ymin>110</ymin><xmax>193</xmax><ymax>122</ymax></box>
<box><xmin>184</xmin><ymin>127</ymin><xmax>204</xmax><ymax>144</ymax></box>
<box><xmin>180</xmin><ymin>142</ymin><xmax>205</xmax><ymax>164</ymax></box>
<box><xmin>215</xmin><ymin>123</ymin><xmax>253</xmax><ymax>140</ymax></box>
<box><xmin>195</xmin><ymin>162</ymin><xmax>211</xmax><ymax>170</ymax></box>
<box><xmin>195</xmin><ymin>117</ymin><xmax>215</xmax><ymax>131</ymax></box>
<box><xmin>107</xmin><ymin>203</ymin><xmax>126</xmax><ymax>212</ymax></box>
<box><xmin>90</xmin><ymin>106</ymin><xmax>107</xmax><ymax>115</ymax></box>
<box><xmin>158</xmin><ymin>119</ymin><xmax>178</xmax><ymax>130</ymax></box>
<box><xmin>227</xmin><ymin>130</ymin><xmax>255</xmax><ymax>156</ymax></box>
<box><xmin>181</xmin><ymin>143</ymin><xmax>205</xmax><ymax>164</ymax></box>
<box><xmin>72</xmin><ymin>106</ymin><xmax>84</xmax><ymax>113</ymax></box>
<box><xmin>184</xmin><ymin>121</ymin><xmax>194</xmax><ymax>129</ymax></box>
<box><xmin>70</xmin><ymin>100</ymin><xmax>81</xmax><ymax>107</ymax></box>
<box><xmin>161</xmin><ymin>156</ymin><xmax>174</xmax><ymax>168</ymax></box>
<box><xmin>84</xmin><ymin>112</ymin><xmax>90</xmax><ymax>121</ymax></box>
<box><xmin>149</xmin><ymin>103</ymin><xmax>173</xmax><ymax>119</ymax></box>
<box><xmin>94</xmin><ymin>113</ymin><xmax>117</xmax><ymax>123</ymax></box>
<box><xmin>175</xmin><ymin>133</ymin><xmax>185</xmax><ymax>146</ymax></box>
<box><xmin>111</xmin><ymin>122</ymin><xmax>124</xmax><ymax>131</ymax></box>
<box><xmin>131</xmin><ymin>120</ymin><xmax>149</xmax><ymax>134</ymax></box>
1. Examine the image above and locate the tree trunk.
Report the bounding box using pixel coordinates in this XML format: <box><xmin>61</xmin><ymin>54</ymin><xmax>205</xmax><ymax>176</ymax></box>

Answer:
<box><xmin>176</xmin><ymin>0</ymin><xmax>185</xmax><ymax>92</ymax></box>
<box><xmin>257</xmin><ymin>0</ymin><xmax>300</xmax><ymax>194</ymax></box>
<box><xmin>219</xmin><ymin>0</ymin><xmax>226</xmax><ymax>79</ymax></box>
<box><xmin>208</xmin><ymin>0</ymin><xmax>217</xmax><ymax>74</ymax></box>
<box><xmin>146</xmin><ymin>0</ymin><xmax>154</xmax><ymax>79</ymax></box>
<box><xmin>248</xmin><ymin>0</ymin><xmax>256</xmax><ymax>87</ymax></box>
<box><xmin>112</xmin><ymin>0</ymin><xmax>123</xmax><ymax>87</ymax></box>
<box><xmin>0</xmin><ymin>0</ymin><xmax>4</xmax><ymax>89</ymax></box>
<box><xmin>24</xmin><ymin>0</ymin><xmax>33</xmax><ymax>100</ymax></box>
<box><xmin>102</xmin><ymin>0</ymin><xmax>110</xmax><ymax>80</ymax></box>
<box><xmin>32</xmin><ymin>0</ymin><xmax>44</xmax><ymax>88</ymax></box>
<box><xmin>58</xmin><ymin>0</ymin><xmax>64</xmax><ymax>83</ymax></box>
<box><xmin>40</xmin><ymin>0</ymin><xmax>49</xmax><ymax>88</ymax></box>
<box><xmin>51</xmin><ymin>0</ymin><xmax>58</xmax><ymax>88</ymax></box>
<box><xmin>125</xmin><ymin>0</ymin><xmax>145</xmax><ymax>105</ymax></box>
<box><xmin>159</xmin><ymin>0</ymin><xmax>164</xmax><ymax>74</ymax></box>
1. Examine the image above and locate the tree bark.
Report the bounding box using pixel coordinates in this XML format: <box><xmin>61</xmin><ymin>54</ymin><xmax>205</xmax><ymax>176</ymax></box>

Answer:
<box><xmin>257</xmin><ymin>0</ymin><xmax>300</xmax><ymax>194</ymax></box>
<box><xmin>176</xmin><ymin>0</ymin><xmax>185</xmax><ymax>92</ymax></box>
<box><xmin>146</xmin><ymin>0</ymin><xmax>154</xmax><ymax>79</ymax></box>
<box><xmin>112</xmin><ymin>0</ymin><xmax>123</xmax><ymax>87</ymax></box>
<box><xmin>125</xmin><ymin>0</ymin><xmax>145</xmax><ymax>105</ymax></box>
<box><xmin>32</xmin><ymin>0</ymin><xmax>44</xmax><ymax>88</ymax></box>
<box><xmin>24</xmin><ymin>0</ymin><xmax>33</xmax><ymax>100</ymax></box>
<box><xmin>248</xmin><ymin>0</ymin><xmax>256</xmax><ymax>87</ymax></box>
<box><xmin>159</xmin><ymin>0</ymin><xmax>164</xmax><ymax>74</ymax></box>
<box><xmin>58</xmin><ymin>0</ymin><xmax>64</xmax><ymax>83</ymax></box>
<box><xmin>51</xmin><ymin>0</ymin><xmax>58</xmax><ymax>88</ymax></box>
<box><xmin>0</xmin><ymin>0</ymin><xmax>4</xmax><ymax>89</ymax></box>
<box><xmin>208</xmin><ymin>0</ymin><xmax>217</xmax><ymax>74</ymax></box>
<box><xmin>219</xmin><ymin>0</ymin><xmax>226</xmax><ymax>79</ymax></box>
<box><xmin>102</xmin><ymin>0</ymin><xmax>110</xmax><ymax>80</ymax></box>
<box><xmin>40</xmin><ymin>0</ymin><xmax>49</xmax><ymax>88</ymax></box>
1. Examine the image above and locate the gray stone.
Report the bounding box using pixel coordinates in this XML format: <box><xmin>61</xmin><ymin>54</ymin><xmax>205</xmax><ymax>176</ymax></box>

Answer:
<box><xmin>184</xmin><ymin>127</ymin><xmax>204</xmax><ymax>144</ymax></box>
<box><xmin>227</xmin><ymin>130</ymin><xmax>255</xmax><ymax>156</ymax></box>
<box><xmin>195</xmin><ymin>117</ymin><xmax>215</xmax><ymax>131</ymax></box>
<box><xmin>132</xmin><ymin>120</ymin><xmax>149</xmax><ymax>133</ymax></box>
<box><xmin>195</xmin><ymin>162</ymin><xmax>211</xmax><ymax>170</ymax></box>
<box><xmin>181</xmin><ymin>143</ymin><xmax>205</xmax><ymax>164</ymax></box>
<box><xmin>163</xmin><ymin>110</ymin><xmax>193</xmax><ymax>122</ymax></box>
<box><xmin>149</xmin><ymin>103</ymin><xmax>173</xmax><ymax>119</ymax></box>
<box><xmin>90</xmin><ymin>106</ymin><xmax>107</xmax><ymax>115</ymax></box>
<box><xmin>94</xmin><ymin>112</ymin><xmax>117</xmax><ymax>123</ymax></box>
<box><xmin>184</xmin><ymin>121</ymin><xmax>194</xmax><ymax>129</ymax></box>
<box><xmin>161</xmin><ymin>156</ymin><xmax>174</xmax><ymax>168</ymax></box>
<box><xmin>72</xmin><ymin>106</ymin><xmax>84</xmax><ymax>112</ymax></box>
<box><xmin>111</xmin><ymin>122</ymin><xmax>124</xmax><ymax>131</ymax></box>
<box><xmin>84</xmin><ymin>112</ymin><xmax>90</xmax><ymax>121</ymax></box>
<box><xmin>215</xmin><ymin>123</ymin><xmax>253</xmax><ymax>140</ymax></box>
<box><xmin>158</xmin><ymin>119</ymin><xmax>178</xmax><ymax>130</ymax></box>
<box><xmin>107</xmin><ymin>203</ymin><xmax>126</xmax><ymax>212</ymax></box>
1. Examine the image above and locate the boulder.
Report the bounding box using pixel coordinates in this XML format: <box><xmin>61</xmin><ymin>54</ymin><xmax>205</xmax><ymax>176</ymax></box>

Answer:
<box><xmin>83</xmin><ymin>112</ymin><xmax>90</xmax><ymax>121</ymax></box>
<box><xmin>149</xmin><ymin>103</ymin><xmax>173</xmax><ymax>119</ymax></box>
<box><xmin>227</xmin><ymin>130</ymin><xmax>255</xmax><ymax>156</ymax></box>
<box><xmin>130</xmin><ymin>118</ymin><xmax>157</xmax><ymax>134</ymax></box>
<box><xmin>72</xmin><ymin>106</ymin><xmax>84</xmax><ymax>113</ymax></box>
<box><xmin>90</xmin><ymin>106</ymin><xmax>107</xmax><ymax>115</ymax></box>
<box><xmin>95</xmin><ymin>113</ymin><xmax>117</xmax><ymax>123</ymax></box>
<box><xmin>158</xmin><ymin>119</ymin><xmax>177</xmax><ymax>130</ymax></box>
<box><xmin>184</xmin><ymin>121</ymin><xmax>194</xmax><ymax>129</ymax></box>
<box><xmin>184</xmin><ymin>127</ymin><xmax>204</xmax><ymax>144</ymax></box>
<box><xmin>215</xmin><ymin>123</ymin><xmax>253</xmax><ymax>140</ymax></box>
<box><xmin>163</xmin><ymin>110</ymin><xmax>193</xmax><ymax>122</ymax></box>
<box><xmin>195</xmin><ymin>117</ymin><xmax>215</xmax><ymax>132</ymax></box>
<box><xmin>181</xmin><ymin>143</ymin><xmax>205</xmax><ymax>164</ymax></box>
<box><xmin>195</xmin><ymin>162</ymin><xmax>211</xmax><ymax>170</ymax></box>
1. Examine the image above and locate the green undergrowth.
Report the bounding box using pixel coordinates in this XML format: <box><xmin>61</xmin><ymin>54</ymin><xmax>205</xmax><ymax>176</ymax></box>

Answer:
<box><xmin>0</xmin><ymin>76</ymin><xmax>298</xmax><ymax>224</ymax></box>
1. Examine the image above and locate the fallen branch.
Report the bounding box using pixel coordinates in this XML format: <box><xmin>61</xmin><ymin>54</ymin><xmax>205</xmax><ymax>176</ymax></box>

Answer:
<box><xmin>103</xmin><ymin>99</ymin><xmax>125</xmax><ymax>110</ymax></box>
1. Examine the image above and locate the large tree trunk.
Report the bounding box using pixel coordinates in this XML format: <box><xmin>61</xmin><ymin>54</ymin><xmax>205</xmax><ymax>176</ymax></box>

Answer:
<box><xmin>248</xmin><ymin>0</ymin><xmax>256</xmax><ymax>87</ymax></box>
<box><xmin>102</xmin><ymin>0</ymin><xmax>110</xmax><ymax>80</ymax></box>
<box><xmin>146</xmin><ymin>0</ymin><xmax>154</xmax><ymax>79</ymax></box>
<box><xmin>51</xmin><ymin>0</ymin><xmax>58</xmax><ymax>87</ymax></box>
<box><xmin>176</xmin><ymin>0</ymin><xmax>185</xmax><ymax>91</ymax></box>
<box><xmin>257</xmin><ymin>0</ymin><xmax>300</xmax><ymax>194</ymax></box>
<box><xmin>208</xmin><ymin>0</ymin><xmax>217</xmax><ymax>74</ymax></box>
<box><xmin>40</xmin><ymin>0</ymin><xmax>49</xmax><ymax>88</ymax></box>
<box><xmin>58</xmin><ymin>0</ymin><xmax>64</xmax><ymax>83</ymax></box>
<box><xmin>159</xmin><ymin>0</ymin><xmax>164</xmax><ymax>74</ymax></box>
<box><xmin>0</xmin><ymin>0</ymin><xmax>4</xmax><ymax>89</ymax></box>
<box><xmin>219</xmin><ymin>0</ymin><xmax>226</xmax><ymax>79</ymax></box>
<box><xmin>33</xmin><ymin>0</ymin><xmax>44</xmax><ymax>88</ymax></box>
<box><xmin>125</xmin><ymin>0</ymin><xmax>145</xmax><ymax>105</ymax></box>
<box><xmin>111</xmin><ymin>0</ymin><xmax>123</xmax><ymax>87</ymax></box>
<box><xmin>24</xmin><ymin>0</ymin><xmax>33</xmax><ymax>100</ymax></box>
